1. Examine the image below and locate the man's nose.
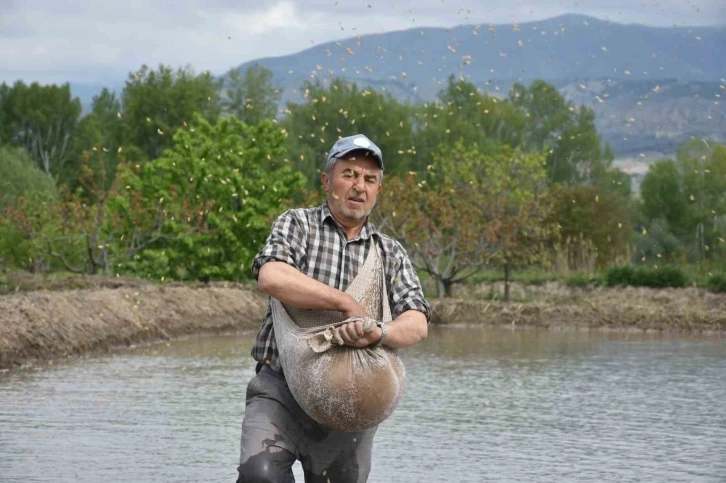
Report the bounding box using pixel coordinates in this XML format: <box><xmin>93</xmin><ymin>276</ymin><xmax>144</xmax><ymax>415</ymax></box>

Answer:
<box><xmin>353</xmin><ymin>175</ymin><xmax>365</xmax><ymax>190</ymax></box>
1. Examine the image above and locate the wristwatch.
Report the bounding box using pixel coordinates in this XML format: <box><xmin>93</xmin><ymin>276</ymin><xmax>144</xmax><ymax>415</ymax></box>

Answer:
<box><xmin>373</xmin><ymin>321</ymin><xmax>387</xmax><ymax>348</ymax></box>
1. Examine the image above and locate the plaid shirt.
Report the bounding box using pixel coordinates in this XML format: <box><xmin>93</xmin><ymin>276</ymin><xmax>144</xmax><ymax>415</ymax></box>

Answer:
<box><xmin>250</xmin><ymin>202</ymin><xmax>431</xmax><ymax>369</ymax></box>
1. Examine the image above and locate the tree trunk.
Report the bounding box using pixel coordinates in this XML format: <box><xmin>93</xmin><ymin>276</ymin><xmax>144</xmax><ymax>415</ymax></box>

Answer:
<box><xmin>504</xmin><ymin>262</ymin><xmax>511</xmax><ymax>302</ymax></box>
<box><xmin>444</xmin><ymin>280</ymin><xmax>453</xmax><ymax>298</ymax></box>
<box><xmin>436</xmin><ymin>278</ymin><xmax>445</xmax><ymax>298</ymax></box>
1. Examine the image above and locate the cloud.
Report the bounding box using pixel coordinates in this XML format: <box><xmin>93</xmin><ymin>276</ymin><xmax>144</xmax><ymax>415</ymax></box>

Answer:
<box><xmin>0</xmin><ymin>0</ymin><xmax>722</xmax><ymax>88</ymax></box>
<box><xmin>245</xmin><ymin>2</ymin><xmax>304</xmax><ymax>34</ymax></box>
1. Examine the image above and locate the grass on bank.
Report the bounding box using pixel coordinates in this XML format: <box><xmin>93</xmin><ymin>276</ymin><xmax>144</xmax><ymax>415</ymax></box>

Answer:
<box><xmin>1</xmin><ymin>271</ymin><xmax>84</xmax><ymax>294</ymax></box>
<box><xmin>2</xmin><ymin>263</ymin><xmax>726</xmax><ymax>297</ymax></box>
<box><xmin>1</xmin><ymin>271</ymin><xmax>181</xmax><ymax>294</ymax></box>
<box><xmin>0</xmin><ymin>269</ymin><xmax>265</xmax><ymax>295</ymax></box>
<box><xmin>421</xmin><ymin>264</ymin><xmax>726</xmax><ymax>296</ymax></box>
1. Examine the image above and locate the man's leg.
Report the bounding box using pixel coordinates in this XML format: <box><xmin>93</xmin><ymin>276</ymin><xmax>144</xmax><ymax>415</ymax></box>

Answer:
<box><xmin>236</xmin><ymin>368</ymin><xmax>300</xmax><ymax>483</ymax></box>
<box><xmin>300</xmin><ymin>425</ymin><xmax>378</xmax><ymax>483</ymax></box>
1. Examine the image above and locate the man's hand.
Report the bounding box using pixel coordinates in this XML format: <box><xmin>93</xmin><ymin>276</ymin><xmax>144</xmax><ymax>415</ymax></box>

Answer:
<box><xmin>337</xmin><ymin>295</ymin><xmax>379</xmax><ymax>347</ymax></box>
<box><xmin>340</xmin><ymin>294</ymin><xmax>368</xmax><ymax>319</ymax></box>
<box><xmin>334</xmin><ymin>321</ymin><xmax>383</xmax><ymax>348</ymax></box>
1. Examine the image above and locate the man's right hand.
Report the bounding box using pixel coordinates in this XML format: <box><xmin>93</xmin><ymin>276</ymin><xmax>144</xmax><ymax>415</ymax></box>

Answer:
<box><xmin>259</xmin><ymin>262</ymin><xmax>370</xmax><ymax>317</ymax></box>
<box><xmin>341</xmin><ymin>294</ymin><xmax>368</xmax><ymax>319</ymax></box>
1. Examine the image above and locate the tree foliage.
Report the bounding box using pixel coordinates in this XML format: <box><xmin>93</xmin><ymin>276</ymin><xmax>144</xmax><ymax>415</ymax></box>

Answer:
<box><xmin>283</xmin><ymin>78</ymin><xmax>416</xmax><ymax>188</ymax></box>
<box><xmin>111</xmin><ymin>114</ymin><xmax>305</xmax><ymax>281</ymax></box>
<box><xmin>0</xmin><ymin>147</ymin><xmax>60</xmax><ymax>271</ymax></box>
<box><xmin>547</xmin><ymin>185</ymin><xmax>631</xmax><ymax>270</ymax></box>
<box><xmin>413</xmin><ymin>76</ymin><xmax>526</xmax><ymax>172</ymax></box>
<box><xmin>121</xmin><ymin>64</ymin><xmax>222</xmax><ymax>161</ymax></box>
<box><xmin>2</xmin><ymin>150</ymin><xmax>118</xmax><ymax>275</ymax></box>
<box><xmin>64</xmin><ymin>88</ymin><xmax>125</xmax><ymax>192</ymax></box>
<box><xmin>0</xmin><ymin>80</ymin><xmax>82</xmax><ymax>178</ymax></box>
<box><xmin>640</xmin><ymin>159</ymin><xmax>689</xmax><ymax>237</ymax></box>
<box><xmin>639</xmin><ymin>138</ymin><xmax>726</xmax><ymax>263</ymax></box>
<box><xmin>222</xmin><ymin>64</ymin><xmax>281</xmax><ymax>124</ymax></box>
<box><xmin>0</xmin><ymin>146</ymin><xmax>58</xmax><ymax>211</ymax></box>
<box><xmin>3</xmin><ymin>61</ymin><xmax>722</xmax><ymax>290</ymax></box>
<box><xmin>376</xmin><ymin>141</ymin><xmax>551</xmax><ymax>298</ymax></box>
<box><xmin>376</xmin><ymin>172</ymin><xmax>488</xmax><ymax>298</ymax></box>
<box><xmin>510</xmin><ymin>79</ymin><xmax>613</xmax><ymax>186</ymax></box>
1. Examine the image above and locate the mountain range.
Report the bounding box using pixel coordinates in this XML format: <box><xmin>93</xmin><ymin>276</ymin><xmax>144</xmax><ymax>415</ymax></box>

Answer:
<box><xmin>73</xmin><ymin>14</ymin><xmax>725</xmax><ymax>172</ymax></box>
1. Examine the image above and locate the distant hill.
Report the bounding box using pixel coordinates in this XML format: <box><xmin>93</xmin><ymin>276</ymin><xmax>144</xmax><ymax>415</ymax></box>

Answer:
<box><xmin>228</xmin><ymin>13</ymin><xmax>725</xmax><ymax>165</ymax></box>
<box><xmin>235</xmin><ymin>13</ymin><xmax>724</xmax><ymax>96</ymax></box>
<box><xmin>70</xmin><ymin>14</ymin><xmax>724</xmax><ymax>171</ymax></box>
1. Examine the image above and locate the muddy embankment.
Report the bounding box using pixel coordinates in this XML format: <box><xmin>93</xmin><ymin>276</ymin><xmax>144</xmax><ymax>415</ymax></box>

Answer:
<box><xmin>436</xmin><ymin>280</ymin><xmax>726</xmax><ymax>332</ymax></box>
<box><xmin>0</xmin><ymin>278</ymin><xmax>268</xmax><ymax>370</ymax></box>
<box><xmin>1</xmin><ymin>276</ymin><xmax>725</xmax><ymax>370</ymax></box>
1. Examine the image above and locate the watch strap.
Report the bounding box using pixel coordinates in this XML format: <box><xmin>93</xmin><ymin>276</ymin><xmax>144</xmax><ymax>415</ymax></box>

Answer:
<box><xmin>374</xmin><ymin>321</ymin><xmax>387</xmax><ymax>347</ymax></box>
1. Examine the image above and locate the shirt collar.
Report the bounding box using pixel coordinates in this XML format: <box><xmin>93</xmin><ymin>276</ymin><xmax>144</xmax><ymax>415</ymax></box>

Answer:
<box><xmin>320</xmin><ymin>202</ymin><xmax>379</xmax><ymax>241</ymax></box>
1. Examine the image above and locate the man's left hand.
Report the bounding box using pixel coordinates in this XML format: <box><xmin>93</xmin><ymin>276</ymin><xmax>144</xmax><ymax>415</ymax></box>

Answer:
<box><xmin>334</xmin><ymin>321</ymin><xmax>383</xmax><ymax>348</ymax></box>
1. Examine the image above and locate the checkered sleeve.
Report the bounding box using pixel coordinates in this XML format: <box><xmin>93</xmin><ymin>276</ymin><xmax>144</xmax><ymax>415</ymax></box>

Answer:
<box><xmin>387</xmin><ymin>243</ymin><xmax>431</xmax><ymax>322</ymax></box>
<box><xmin>251</xmin><ymin>210</ymin><xmax>307</xmax><ymax>280</ymax></box>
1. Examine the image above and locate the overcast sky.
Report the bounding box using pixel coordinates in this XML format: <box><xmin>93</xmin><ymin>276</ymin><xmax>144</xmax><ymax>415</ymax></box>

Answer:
<box><xmin>1</xmin><ymin>0</ymin><xmax>723</xmax><ymax>87</ymax></box>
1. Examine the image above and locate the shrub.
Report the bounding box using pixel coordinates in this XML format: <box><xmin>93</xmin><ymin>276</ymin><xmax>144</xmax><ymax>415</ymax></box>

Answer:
<box><xmin>0</xmin><ymin>147</ymin><xmax>58</xmax><ymax>212</ymax></box>
<box><xmin>566</xmin><ymin>272</ymin><xmax>603</xmax><ymax>288</ymax></box>
<box><xmin>605</xmin><ymin>266</ymin><xmax>636</xmax><ymax>286</ymax></box>
<box><xmin>605</xmin><ymin>266</ymin><xmax>687</xmax><ymax>288</ymax></box>
<box><xmin>707</xmin><ymin>274</ymin><xmax>726</xmax><ymax>293</ymax></box>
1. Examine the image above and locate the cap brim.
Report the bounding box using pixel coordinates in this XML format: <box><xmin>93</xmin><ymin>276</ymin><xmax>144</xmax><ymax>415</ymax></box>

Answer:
<box><xmin>332</xmin><ymin>147</ymin><xmax>384</xmax><ymax>170</ymax></box>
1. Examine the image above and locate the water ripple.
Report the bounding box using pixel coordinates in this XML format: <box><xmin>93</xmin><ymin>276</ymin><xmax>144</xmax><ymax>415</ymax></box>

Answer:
<box><xmin>1</xmin><ymin>327</ymin><xmax>725</xmax><ymax>483</ymax></box>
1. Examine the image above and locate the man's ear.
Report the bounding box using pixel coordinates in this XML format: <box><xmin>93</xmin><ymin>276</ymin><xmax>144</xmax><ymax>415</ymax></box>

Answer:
<box><xmin>321</xmin><ymin>171</ymin><xmax>330</xmax><ymax>192</ymax></box>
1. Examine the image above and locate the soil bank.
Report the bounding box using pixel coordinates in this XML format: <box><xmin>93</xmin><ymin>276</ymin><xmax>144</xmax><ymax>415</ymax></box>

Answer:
<box><xmin>0</xmin><ymin>280</ymin><xmax>268</xmax><ymax>370</ymax></box>
<box><xmin>1</xmin><ymin>277</ymin><xmax>724</xmax><ymax>370</ymax></box>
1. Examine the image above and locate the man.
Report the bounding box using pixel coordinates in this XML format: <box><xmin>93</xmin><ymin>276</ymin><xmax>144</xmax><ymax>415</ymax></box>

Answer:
<box><xmin>236</xmin><ymin>134</ymin><xmax>430</xmax><ymax>483</ymax></box>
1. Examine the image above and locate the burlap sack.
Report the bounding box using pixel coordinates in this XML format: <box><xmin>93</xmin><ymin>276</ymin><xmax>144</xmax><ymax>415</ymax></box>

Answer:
<box><xmin>270</xmin><ymin>243</ymin><xmax>405</xmax><ymax>432</ymax></box>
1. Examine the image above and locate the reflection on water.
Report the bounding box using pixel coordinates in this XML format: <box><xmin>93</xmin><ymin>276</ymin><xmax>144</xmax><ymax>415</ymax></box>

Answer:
<box><xmin>1</xmin><ymin>326</ymin><xmax>725</xmax><ymax>482</ymax></box>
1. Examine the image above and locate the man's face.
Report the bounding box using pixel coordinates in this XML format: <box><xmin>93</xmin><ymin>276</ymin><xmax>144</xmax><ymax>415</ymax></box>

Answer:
<box><xmin>322</xmin><ymin>152</ymin><xmax>382</xmax><ymax>225</ymax></box>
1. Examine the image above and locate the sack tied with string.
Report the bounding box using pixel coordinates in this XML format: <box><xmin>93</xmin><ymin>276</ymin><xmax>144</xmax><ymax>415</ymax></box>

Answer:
<box><xmin>270</xmin><ymin>243</ymin><xmax>405</xmax><ymax>433</ymax></box>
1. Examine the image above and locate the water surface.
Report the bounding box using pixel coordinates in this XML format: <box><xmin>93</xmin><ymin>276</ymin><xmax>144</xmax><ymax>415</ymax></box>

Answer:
<box><xmin>1</xmin><ymin>326</ymin><xmax>725</xmax><ymax>482</ymax></box>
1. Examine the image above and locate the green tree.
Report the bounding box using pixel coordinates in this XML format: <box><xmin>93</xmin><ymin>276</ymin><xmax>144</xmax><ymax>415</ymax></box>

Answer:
<box><xmin>677</xmin><ymin>139</ymin><xmax>726</xmax><ymax>262</ymax></box>
<box><xmin>476</xmin><ymin>148</ymin><xmax>552</xmax><ymax>301</ymax></box>
<box><xmin>640</xmin><ymin>139</ymin><xmax>726</xmax><ymax>264</ymax></box>
<box><xmin>0</xmin><ymin>146</ymin><xmax>58</xmax><ymax>211</ymax></box>
<box><xmin>509</xmin><ymin>79</ymin><xmax>611</xmax><ymax>186</ymax></box>
<box><xmin>631</xmin><ymin>217</ymin><xmax>687</xmax><ymax>265</ymax></box>
<box><xmin>121</xmin><ymin>64</ymin><xmax>222</xmax><ymax>161</ymax></box>
<box><xmin>111</xmin><ymin>114</ymin><xmax>305</xmax><ymax>281</ymax></box>
<box><xmin>0</xmin><ymin>82</ymin><xmax>14</xmax><ymax>146</ymax></box>
<box><xmin>413</xmin><ymin>76</ymin><xmax>527</xmax><ymax>173</ymax></box>
<box><xmin>376</xmin><ymin>141</ymin><xmax>551</xmax><ymax>299</ymax></box>
<box><xmin>2</xmin><ymin>148</ymin><xmax>121</xmax><ymax>276</ymax></box>
<box><xmin>63</xmin><ymin>88</ymin><xmax>124</xmax><ymax>192</ymax></box>
<box><xmin>1</xmin><ymin>195</ymin><xmax>56</xmax><ymax>273</ymax></box>
<box><xmin>0</xmin><ymin>80</ymin><xmax>82</xmax><ymax>178</ymax></box>
<box><xmin>0</xmin><ymin>217</ymin><xmax>30</xmax><ymax>271</ymax></box>
<box><xmin>640</xmin><ymin>159</ymin><xmax>689</xmax><ymax>238</ymax></box>
<box><xmin>222</xmin><ymin>64</ymin><xmax>281</xmax><ymax>124</ymax></box>
<box><xmin>375</xmin><ymin>171</ymin><xmax>489</xmax><ymax>298</ymax></box>
<box><xmin>436</xmin><ymin>141</ymin><xmax>552</xmax><ymax>300</ymax></box>
<box><xmin>0</xmin><ymin>147</ymin><xmax>59</xmax><ymax>271</ymax></box>
<box><xmin>595</xmin><ymin>166</ymin><xmax>632</xmax><ymax>199</ymax></box>
<box><xmin>282</xmin><ymin>78</ymin><xmax>416</xmax><ymax>189</ymax></box>
<box><xmin>547</xmin><ymin>185</ymin><xmax>631</xmax><ymax>271</ymax></box>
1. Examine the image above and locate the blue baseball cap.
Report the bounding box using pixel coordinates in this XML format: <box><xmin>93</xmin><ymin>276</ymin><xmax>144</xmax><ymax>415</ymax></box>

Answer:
<box><xmin>326</xmin><ymin>134</ymin><xmax>384</xmax><ymax>171</ymax></box>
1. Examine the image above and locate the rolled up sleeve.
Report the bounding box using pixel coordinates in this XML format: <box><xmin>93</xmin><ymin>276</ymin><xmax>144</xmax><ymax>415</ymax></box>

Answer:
<box><xmin>251</xmin><ymin>210</ymin><xmax>307</xmax><ymax>280</ymax></box>
<box><xmin>388</xmin><ymin>247</ymin><xmax>431</xmax><ymax>322</ymax></box>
